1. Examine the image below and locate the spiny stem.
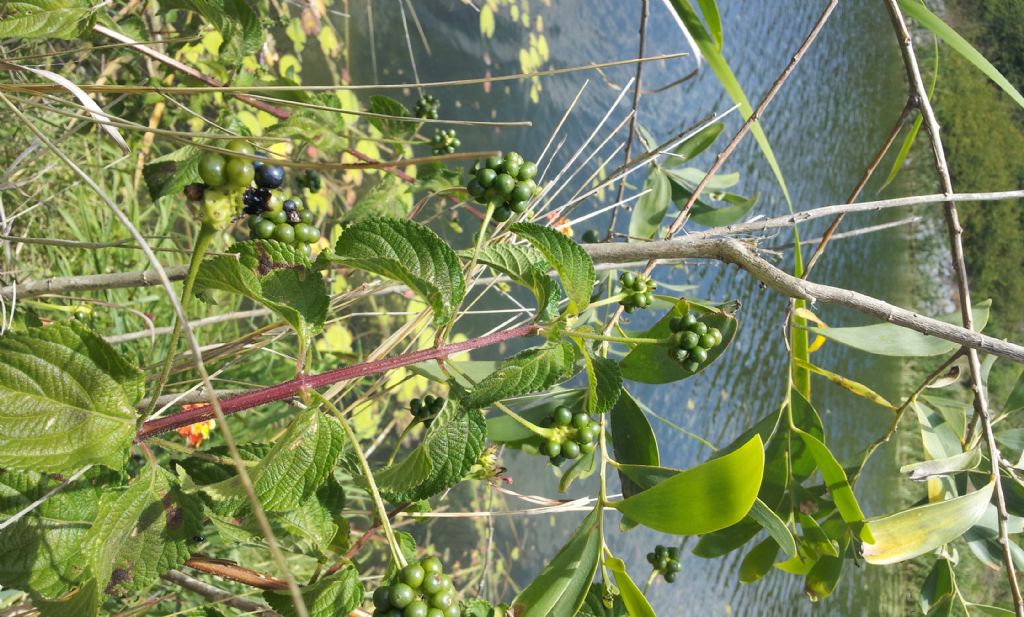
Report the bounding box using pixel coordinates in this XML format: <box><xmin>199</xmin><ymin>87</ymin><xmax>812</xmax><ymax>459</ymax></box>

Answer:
<box><xmin>143</xmin><ymin>223</ymin><xmax>216</xmax><ymax>418</ymax></box>
<box><xmin>136</xmin><ymin>323</ymin><xmax>540</xmax><ymax>441</ymax></box>
<box><xmin>317</xmin><ymin>393</ymin><xmax>406</xmax><ymax>568</ymax></box>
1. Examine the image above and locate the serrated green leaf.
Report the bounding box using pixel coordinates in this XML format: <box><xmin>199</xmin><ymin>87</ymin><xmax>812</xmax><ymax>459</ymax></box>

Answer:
<box><xmin>203</xmin><ymin>407</ymin><xmax>345</xmax><ymax>512</ymax></box>
<box><xmin>804</xmin><ymin>300</ymin><xmax>990</xmax><ymax>357</ymax></box>
<box><xmin>0</xmin><ymin>470</ymin><xmax>104</xmax><ymax>599</ymax></box>
<box><xmin>86</xmin><ymin>464</ymin><xmax>202</xmax><ymax>596</ymax></box>
<box><xmin>276</xmin><ymin>477</ymin><xmax>345</xmax><ymax>553</ymax></box>
<box><xmin>368</xmin><ymin>95</ymin><xmax>417</xmax><ymax>139</ymax></box>
<box><xmin>463</xmin><ymin>243</ymin><xmax>562</xmax><ymax>322</ymax></box>
<box><xmin>862</xmin><ymin>482</ymin><xmax>994</xmax><ymax>565</ymax></box>
<box><xmin>898</xmin><ymin>0</ymin><xmax>1024</xmax><ymax>110</ymax></box>
<box><xmin>415</xmin><ymin>164</ymin><xmax>464</xmax><ymax>194</ymax></box>
<box><xmin>34</xmin><ymin>576</ymin><xmax>100</xmax><ymax>617</ymax></box>
<box><xmin>620</xmin><ymin>299</ymin><xmax>738</xmax><ymax>383</ymax></box>
<box><xmin>462</xmin><ymin>341</ymin><xmax>579</xmax><ymax>410</ymax></box>
<box><xmin>264</xmin><ymin>565</ymin><xmax>363</xmax><ymax>617</ymax></box>
<box><xmin>611</xmin><ymin>435</ymin><xmax>763</xmax><ymax>535</ymax></box>
<box><xmin>605</xmin><ymin>557</ymin><xmax>656</xmax><ymax>617</ymax></box>
<box><xmin>572</xmin><ymin>340</ymin><xmax>621</xmax><ymax>414</ymax></box>
<box><xmin>509</xmin><ymin>222</ymin><xmax>595</xmax><ymax>314</ymax></box>
<box><xmin>0</xmin><ymin>323</ymin><xmax>140</xmax><ymax>473</ymax></box>
<box><xmin>195</xmin><ymin>239</ymin><xmax>327</xmax><ymax>340</ymax></box>
<box><xmin>0</xmin><ymin>0</ymin><xmax>92</xmax><ymax>39</ymax></box>
<box><xmin>511</xmin><ymin>507</ymin><xmax>601</xmax><ymax>617</ymax></box>
<box><xmin>628</xmin><ymin>168</ymin><xmax>672</xmax><ymax>240</ymax></box>
<box><xmin>321</xmin><ymin>218</ymin><xmax>464</xmax><ymax>327</ymax></box>
<box><xmin>376</xmin><ymin>402</ymin><xmax>486</xmax><ymax>502</ymax></box>
<box><xmin>345</xmin><ymin>173</ymin><xmax>411</xmax><ymax>222</ymax></box>
<box><xmin>142</xmin><ymin>146</ymin><xmax>202</xmax><ymax>201</ymax></box>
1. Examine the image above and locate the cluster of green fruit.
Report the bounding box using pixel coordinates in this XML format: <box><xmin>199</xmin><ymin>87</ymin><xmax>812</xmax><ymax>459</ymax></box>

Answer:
<box><xmin>646</xmin><ymin>545</ymin><xmax>681</xmax><ymax>583</ymax></box>
<box><xmin>465</xmin><ymin>152</ymin><xmax>540</xmax><ymax>222</ymax></box>
<box><xmin>409</xmin><ymin>395</ymin><xmax>445</xmax><ymax>427</ymax></box>
<box><xmin>537</xmin><ymin>406</ymin><xmax>597</xmax><ymax>466</ymax></box>
<box><xmin>372</xmin><ymin>557</ymin><xmax>459</xmax><ymax>617</ymax></box>
<box><xmin>245</xmin><ymin>200</ymin><xmax>321</xmax><ymax>257</ymax></box>
<box><xmin>415</xmin><ymin>94</ymin><xmax>440</xmax><ymax>120</ymax></box>
<box><xmin>431</xmin><ymin>129</ymin><xmax>460</xmax><ymax>155</ymax></box>
<box><xmin>296</xmin><ymin>168</ymin><xmax>322</xmax><ymax>193</ymax></box>
<box><xmin>617</xmin><ymin>272</ymin><xmax>657</xmax><ymax>313</ymax></box>
<box><xmin>666</xmin><ymin>312</ymin><xmax>723</xmax><ymax>372</ymax></box>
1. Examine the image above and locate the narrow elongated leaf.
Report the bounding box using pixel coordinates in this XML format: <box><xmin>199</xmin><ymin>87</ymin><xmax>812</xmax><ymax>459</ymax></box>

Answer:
<box><xmin>967</xmin><ymin>604</ymin><xmax>1016</xmax><ymax>616</ymax></box>
<box><xmin>794</xmin><ymin>428</ymin><xmax>872</xmax><ymax>542</ymax></box>
<box><xmin>510</xmin><ymin>222</ymin><xmax>594</xmax><ymax>313</ymax></box>
<box><xmin>804</xmin><ymin>556</ymin><xmax>843</xmax><ymax>601</ymax></box>
<box><xmin>462</xmin><ymin>341</ymin><xmax>578</xmax><ymax>410</ymax></box>
<box><xmin>628</xmin><ymin>168</ymin><xmax>672</xmax><ymax>240</ymax></box>
<box><xmin>195</xmin><ymin>240</ymin><xmax>328</xmax><ymax>340</ymax></box>
<box><xmin>204</xmin><ymin>407</ymin><xmax>345</xmax><ymax>512</ymax></box>
<box><xmin>511</xmin><ymin>507</ymin><xmax>601</xmax><ymax>617</ymax></box>
<box><xmin>898</xmin><ymin>0</ymin><xmax>1024</xmax><ymax>110</ymax></box>
<box><xmin>672</xmin><ymin>122</ymin><xmax>724</xmax><ymax>162</ymax></box>
<box><xmin>862</xmin><ymin>481</ymin><xmax>994</xmax><ymax>564</ymax></box>
<box><xmin>265</xmin><ymin>565</ymin><xmax>363</xmax><ymax>617</ymax></box>
<box><xmin>665</xmin><ymin>0</ymin><xmax>792</xmax><ymax>205</ymax></box>
<box><xmin>695</xmin><ymin>0</ymin><xmax>723</xmax><ymax>49</ymax></box>
<box><xmin>462</xmin><ymin>244</ymin><xmax>561</xmax><ymax>322</ymax></box>
<box><xmin>687</xmin><ymin>191</ymin><xmax>759</xmax><ymax>227</ymax></box>
<box><xmin>663</xmin><ymin>166</ymin><xmax>740</xmax><ymax>192</ymax></box>
<box><xmin>620</xmin><ymin>299</ymin><xmax>737</xmax><ymax>383</ymax></box>
<box><xmin>920</xmin><ymin>558</ymin><xmax>955</xmax><ymax>615</ymax></box>
<box><xmin>486</xmin><ymin>389</ymin><xmax>585</xmax><ymax>444</ymax></box>
<box><xmin>605</xmin><ymin>558</ymin><xmax>656</xmax><ymax>617</ymax></box>
<box><xmin>376</xmin><ymin>402</ymin><xmax>486</xmax><ymax>502</ymax></box>
<box><xmin>749</xmin><ymin>498</ymin><xmax>797</xmax><ymax>558</ymax></box>
<box><xmin>0</xmin><ymin>323</ymin><xmax>140</xmax><ymax>473</ymax></box>
<box><xmin>611</xmin><ymin>435</ymin><xmax>763</xmax><ymax>535</ymax></box>
<box><xmin>86</xmin><ymin>465</ymin><xmax>202</xmax><ymax>596</ymax></box>
<box><xmin>797</xmin><ymin>359</ymin><xmax>897</xmax><ymax>410</ymax></box>
<box><xmin>804</xmin><ymin>300</ymin><xmax>990</xmax><ymax>357</ymax></box>
<box><xmin>610</xmin><ymin>390</ymin><xmax>659</xmax><ymax>500</ymax></box>
<box><xmin>323</xmin><ymin>218</ymin><xmax>465</xmax><ymax>326</ymax></box>
<box><xmin>0</xmin><ymin>470</ymin><xmax>104</xmax><ymax>599</ymax></box>
<box><xmin>901</xmin><ymin>448</ymin><xmax>982</xmax><ymax>481</ymax></box>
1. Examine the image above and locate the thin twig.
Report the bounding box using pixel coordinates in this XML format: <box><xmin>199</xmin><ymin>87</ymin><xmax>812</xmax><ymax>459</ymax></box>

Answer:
<box><xmin>884</xmin><ymin>3</ymin><xmax>1023</xmax><ymax>612</ymax></box>
<box><xmin>161</xmin><ymin>570</ymin><xmax>278</xmax><ymax>616</ymax></box>
<box><xmin>605</xmin><ymin>0</ymin><xmax>649</xmax><ymax>240</ymax></box>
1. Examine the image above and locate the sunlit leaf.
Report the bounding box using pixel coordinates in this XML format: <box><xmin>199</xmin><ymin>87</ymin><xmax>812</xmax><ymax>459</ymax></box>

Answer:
<box><xmin>510</xmin><ymin>222</ymin><xmax>595</xmax><ymax>314</ymax></box>
<box><xmin>628</xmin><ymin>167</ymin><xmax>672</xmax><ymax>240</ymax></box>
<box><xmin>739</xmin><ymin>537</ymin><xmax>778</xmax><ymax>584</ymax></box>
<box><xmin>794</xmin><ymin>428</ymin><xmax>872</xmax><ymax>542</ymax></box>
<box><xmin>861</xmin><ymin>481</ymin><xmax>994</xmax><ymax>564</ymax></box>
<box><xmin>463</xmin><ymin>341</ymin><xmax>579</xmax><ymax>410</ymax></box>
<box><xmin>901</xmin><ymin>448</ymin><xmax>981</xmax><ymax>481</ymax></box>
<box><xmin>264</xmin><ymin>565</ymin><xmax>363</xmax><ymax>617</ymax></box>
<box><xmin>671</xmin><ymin>122</ymin><xmax>723</xmax><ymax>162</ymax></box>
<box><xmin>611</xmin><ymin>435</ymin><xmax>763</xmax><ymax>535</ymax></box>
<box><xmin>605</xmin><ymin>557</ymin><xmax>656</xmax><ymax>617</ymax></box>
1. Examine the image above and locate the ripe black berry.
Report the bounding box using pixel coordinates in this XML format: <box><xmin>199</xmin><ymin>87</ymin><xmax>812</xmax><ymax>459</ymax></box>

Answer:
<box><xmin>254</xmin><ymin>163</ymin><xmax>285</xmax><ymax>189</ymax></box>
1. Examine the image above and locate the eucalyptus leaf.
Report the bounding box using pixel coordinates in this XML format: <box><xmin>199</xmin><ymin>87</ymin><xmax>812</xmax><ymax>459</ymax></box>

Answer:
<box><xmin>861</xmin><ymin>481</ymin><xmax>994</xmax><ymax>565</ymax></box>
<box><xmin>611</xmin><ymin>435</ymin><xmax>763</xmax><ymax>535</ymax></box>
<box><xmin>605</xmin><ymin>557</ymin><xmax>656</xmax><ymax>617</ymax></box>
<box><xmin>794</xmin><ymin>428</ymin><xmax>872</xmax><ymax>543</ymax></box>
<box><xmin>671</xmin><ymin>122</ymin><xmax>723</xmax><ymax>162</ymax></box>
<box><xmin>628</xmin><ymin>168</ymin><xmax>672</xmax><ymax>240</ymax></box>
<box><xmin>803</xmin><ymin>300</ymin><xmax>990</xmax><ymax>357</ymax></box>
<box><xmin>901</xmin><ymin>448</ymin><xmax>982</xmax><ymax>481</ymax></box>
<box><xmin>610</xmin><ymin>389</ymin><xmax>659</xmax><ymax>500</ymax></box>
<box><xmin>511</xmin><ymin>507</ymin><xmax>601</xmax><ymax>617</ymax></box>
<box><xmin>739</xmin><ymin>537</ymin><xmax>778</xmax><ymax>584</ymax></box>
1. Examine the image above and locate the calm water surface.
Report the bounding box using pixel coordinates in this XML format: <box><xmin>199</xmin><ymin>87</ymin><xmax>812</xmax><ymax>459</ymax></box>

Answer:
<box><xmin>338</xmin><ymin>2</ymin><xmax>922</xmax><ymax>614</ymax></box>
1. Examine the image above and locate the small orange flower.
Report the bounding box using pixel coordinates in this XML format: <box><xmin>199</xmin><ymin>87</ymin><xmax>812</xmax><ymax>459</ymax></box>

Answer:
<box><xmin>545</xmin><ymin>211</ymin><xmax>573</xmax><ymax>237</ymax></box>
<box><xmin>176</xmin><ymin>412</ymin><xmax>216</xmax><ymax>448</ymax></box>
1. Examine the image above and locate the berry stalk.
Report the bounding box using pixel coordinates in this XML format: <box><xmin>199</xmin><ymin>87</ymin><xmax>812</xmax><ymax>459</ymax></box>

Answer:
<box><xmin>136</xmin><ymin>323</ymin><xmax>540</xmax><ymax>441</ymax></box>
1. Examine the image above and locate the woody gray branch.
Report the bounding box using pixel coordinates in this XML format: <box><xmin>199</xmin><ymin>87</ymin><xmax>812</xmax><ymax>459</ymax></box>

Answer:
<box><xmin>583</xmin><ymin>236</ymin><xmax>1024</xmax><ymax>364</ymax></box>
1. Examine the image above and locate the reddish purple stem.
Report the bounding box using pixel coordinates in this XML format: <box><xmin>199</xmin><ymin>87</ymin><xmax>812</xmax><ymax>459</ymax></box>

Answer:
<box><xmin>136</xmin><ymin>324</ymin><xmax>539</xmax><ymax>442</ymax></box>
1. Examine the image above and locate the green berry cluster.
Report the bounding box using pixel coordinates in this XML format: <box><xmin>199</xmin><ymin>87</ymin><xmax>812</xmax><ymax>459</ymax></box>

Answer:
<box><xmin>646</xmin><ymin>545</ymin><xmax>681</xmax><ymax>583</ymax></box>
<box><xmin>431</xmin><ymin>129</ymin><xmax>461</xmax><ymax>155</ymax></box>
<box><xmin>371</xmin><ymin>557</ymin><xmax>459</xmax><ymax>617</ymax></box>
<box><xmin>666</xmin><ymin>313</ymin><xmax>723</xmax><ymax>372</ymax></box>
<box><xmin>581</xmin><ymin>229</ymin><xmax>601</xmax><ymax>243</ymax></box>
<box><xmin>246</xmin><ymin>198</ymin><xmax>321</xmax><ymax>257</ymax></box>
<box><xmin>414</xmin><ymin>94</ymin><xmax>440</xmax><ymax>120</ymax></box>
<box><xmin>409</xmin><ymin>395</ymin><xmax>445</xmax><ymax>427</ymax></box>
<box><xmin>538</xmin><ymin>406</ymin><xmax>597</xmax><ymax>466</ymax></box>
<box><xmin>193</xmin><ymin>140</ymin><xmax>264</xmax><ymax>228</ymax></box>
<box><xmin>617</xmin><ymin>272</ymin><xmax>656</xmax><ymax>313</ymax></box>
<box><xmin>465</xmin><ymin>152</ymin><xmax>539</xmax><ymax>222</ymax></box>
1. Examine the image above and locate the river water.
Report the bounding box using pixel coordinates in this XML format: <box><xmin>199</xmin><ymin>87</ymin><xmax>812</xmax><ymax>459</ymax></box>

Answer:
<box><xmin>341</xmin><ymin>1</ymin><xmax>921</xmax><ymax>614</ymax></box>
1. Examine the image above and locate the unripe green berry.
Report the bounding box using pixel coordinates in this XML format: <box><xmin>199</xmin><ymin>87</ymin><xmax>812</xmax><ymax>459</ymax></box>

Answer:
<box><xmin>518</xmin><ymin>161</ymin><xmax>537</xmax><ymax>180</ymax></box>
<box><xmin>273</xmin><ymin>223</ymin><xmax>295</xmax><ymax>244</ymax></box>
<box><xmin>679</xmin><ymin>331</ymin><xmax>700</xmax><ymax>350</ymax></box>
<box><xmin>562</xmin><ymin>441</ymin><xmax>581</xmax><ymax>459</ymax></box>
<box><xmin>493</xmin><ymin>173</ymin><xmax>515</xmax><ymax>195</ymax></box>
<box><xmin>572</xmin><ymin>412</ymin><xmax>590</xmax><ymax>429</ymax></box>
<box><xmin>400</xmin><ymin>563</ymin><xmax>425</xmax><ymax>588</ymax></box>
<box><xmin>553</xmin><ymin>407</ymin><xmax>573</xmax><ymax>426</ymax></box>
<box><xmin>388</xmin><ymin>583</ymin><xmax>415</xmax><ymax>609</ymax></box>
<box><xmin>689</xmin><ymin>321</ymin><xmax>708</xmax><ymax>336</ymax></box>
<box><xmin>477</xmin><ymin>168</ymin><xmax>497</xmax><ymax>188</ymax></box>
